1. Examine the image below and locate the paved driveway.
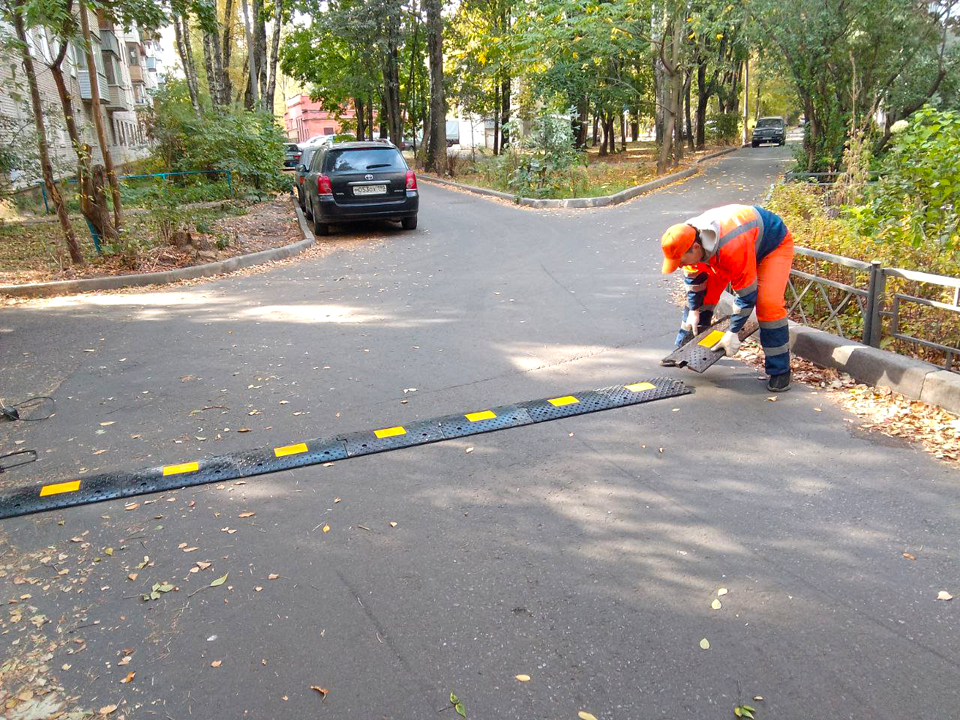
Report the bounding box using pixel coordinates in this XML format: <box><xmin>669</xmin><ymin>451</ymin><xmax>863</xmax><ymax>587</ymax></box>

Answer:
<box><xmin>0</xmin><ymin>145</ymin><xmax>957</xmax><ymax>719</ymax></box>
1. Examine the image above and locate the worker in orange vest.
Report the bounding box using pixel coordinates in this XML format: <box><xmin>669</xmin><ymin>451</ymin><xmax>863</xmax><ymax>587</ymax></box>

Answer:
<box><xmin>659</xmin><ymin>204</ymin><xmax>795</xmax><ymax>392</ymax></box>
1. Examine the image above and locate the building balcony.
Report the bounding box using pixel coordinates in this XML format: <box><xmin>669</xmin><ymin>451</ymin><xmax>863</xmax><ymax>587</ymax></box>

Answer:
<box><xmin>145</xmin><ymin>56</ymin><xmax>157</xmax><ymax>71</ymax></box>
<box><xmin>128</xmin><ymin>64</ymin><xmax>143</xmax><ymax>82</ymax></box>
<box><xmin>100</xmin><ymin>29</ymin><xmax>120</xmax><ymax>56</ymax></box>
<box><xmin>105</xmin><ymin>83</ymin><xmax>132</xmax><ymax>112</ymax></box>
<box><xmin>78</xmin><ymin>70</ymin><xmax>109</xmax><ymax>102</ymax></box>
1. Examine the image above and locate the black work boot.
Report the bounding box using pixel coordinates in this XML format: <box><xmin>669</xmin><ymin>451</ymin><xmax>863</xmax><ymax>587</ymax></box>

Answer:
<box><xmin>766</xmin><ymin>371</ymin><xmax>791</xmax><ymax>392</ymax></box>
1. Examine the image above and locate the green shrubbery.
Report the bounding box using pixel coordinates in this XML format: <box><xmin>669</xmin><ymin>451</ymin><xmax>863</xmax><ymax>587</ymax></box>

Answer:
<box><xmin>148</xmin><ymin>80</ymin><xmax>292</xmax><ymax>194</ymax></box>
<box><xmin>476</xmin><ymin>112</ymin><xmax>588</xmax><ymax>198</ymax></box>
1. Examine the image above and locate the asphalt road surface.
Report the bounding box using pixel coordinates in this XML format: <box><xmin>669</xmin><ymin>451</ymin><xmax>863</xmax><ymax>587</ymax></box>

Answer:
<box><xmin>1</xmin><ymin>145</ymin><xmax>957</xmax><ymax>719</ymax></box>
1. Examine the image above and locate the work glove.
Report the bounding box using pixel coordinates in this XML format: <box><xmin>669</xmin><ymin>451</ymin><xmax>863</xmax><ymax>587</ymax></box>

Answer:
<box><xmin>680</xmin><ymin>309</ymin><xmax>700</xmax><ymax>334</ymax></box>
<box><xmin>710</xmin><ymin>330</ymin><xmax>741</xmax><ymax>357</ymax></box>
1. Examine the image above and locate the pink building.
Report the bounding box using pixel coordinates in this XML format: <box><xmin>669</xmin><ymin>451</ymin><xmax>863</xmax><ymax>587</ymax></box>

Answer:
<box><xmin>284</xmin><ymin>95</ymin><xmax>355</xmax><ymax>142</ymax></box>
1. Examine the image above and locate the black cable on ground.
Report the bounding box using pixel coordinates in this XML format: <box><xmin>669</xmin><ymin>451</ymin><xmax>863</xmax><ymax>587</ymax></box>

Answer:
<box><xmin>0</xmin><ymin>396</ymin><xmax>56</xmax><ymax>422</ymax></box>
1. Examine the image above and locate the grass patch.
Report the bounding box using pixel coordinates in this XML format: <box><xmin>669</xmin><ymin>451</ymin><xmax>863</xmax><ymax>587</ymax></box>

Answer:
<box><xmin>446</xmin><ymin>141</ymin><xmax>732</xmax><ymax>199</ymax></box>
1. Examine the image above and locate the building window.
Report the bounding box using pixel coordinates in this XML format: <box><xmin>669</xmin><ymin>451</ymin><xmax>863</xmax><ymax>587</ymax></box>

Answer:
<box><xmin>324</xmin><ymin>127</ymin><xmax>334</xmax><ymax>134</ymax></box>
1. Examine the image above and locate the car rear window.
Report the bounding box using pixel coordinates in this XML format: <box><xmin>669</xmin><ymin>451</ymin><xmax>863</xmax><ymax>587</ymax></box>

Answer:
<box><xmin>300</xmin><ymin>147</ymin><xmax>318</xmax><ymax>168</ymax></box>
<box><xmin>756</xmin><ymin>118</ymin><xmax>783</xmax><ymax>128</ymax></box>
<box><xmin>285</xmin><ymin>143</ymin><xmax>300</xmax><ymax>152</ymax></box>
<box><xmin>325</xmin><ymin>148</ymin><xmax>406</xmax><ymax>173</ymax></box>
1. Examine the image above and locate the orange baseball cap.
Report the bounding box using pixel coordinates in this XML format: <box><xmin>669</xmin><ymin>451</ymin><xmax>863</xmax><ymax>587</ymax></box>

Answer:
<box><xmin>660</xmin><ymin>223</ymin><xmax>697</xmax><ymax>274</ymax></box>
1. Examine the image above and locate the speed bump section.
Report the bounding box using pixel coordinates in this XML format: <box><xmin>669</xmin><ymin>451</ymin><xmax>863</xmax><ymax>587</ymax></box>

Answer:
<box><xmin>0</xmin><ymin>377</ymin><xmax>690</xmax><ymax>520</ymax></box>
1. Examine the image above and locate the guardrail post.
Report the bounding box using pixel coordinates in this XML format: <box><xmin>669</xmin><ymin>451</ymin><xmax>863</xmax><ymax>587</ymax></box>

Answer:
<box><xmin>863</xmin><ymin>260</ymin><xmax>885</xmax><ymax>347</ymax></box>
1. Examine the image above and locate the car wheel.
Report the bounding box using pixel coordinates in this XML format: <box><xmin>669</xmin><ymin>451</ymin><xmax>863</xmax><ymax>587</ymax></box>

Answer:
<box><xmin>401</xmin><ymin>216</ymin><xmax>418</xmax><ymax>230</ymax></box>
<box><xmin>314</xmin><ymin>219</ymin><xmax>330</xmax><ymax>237</ymax></box>
<box><xmin>751</xmin><ymin>141</ymin><xmax>759</xmax><ymax>148</ymax></box>
<box><xmin>303</xmin><ymin>195</ymin><xmax>313</xmax><ymax>220</ymax></box>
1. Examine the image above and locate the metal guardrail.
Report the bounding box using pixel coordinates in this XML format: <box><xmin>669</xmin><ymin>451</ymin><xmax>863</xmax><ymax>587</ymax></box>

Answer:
<box><xmin>788</xmin><ymin>246</ymin><xmax>960</xmax><ymax>371</ymax></box>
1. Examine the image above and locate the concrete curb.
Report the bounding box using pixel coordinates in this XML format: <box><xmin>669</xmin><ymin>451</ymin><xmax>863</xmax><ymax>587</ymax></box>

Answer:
<box><xmin>715</xmin><ymin>292</ymin><xmax>960</xmax><ymax>414</ymax></box>
<box><xmin>420</xmin><ymin>145</ymin><xmax>740</xmax><ymax>209</ymax></box>
<box><xmin>0</xmin><ymin>198</ymin><xmax>315</xmax><ymax>299</ymax></box>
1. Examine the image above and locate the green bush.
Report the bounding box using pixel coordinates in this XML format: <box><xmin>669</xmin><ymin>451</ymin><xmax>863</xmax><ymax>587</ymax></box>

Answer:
<box><xmin>708</xmin><ymin>113</ymin><xmax>741</xmax><ymax>143</ymax></box>
<box><xmin>848</xmin><ymin>106</ymin><xmax>960</xmax><ymax>266</ymax></box>
<box><xmin>148</xmin><ymin>80</ymin><xmax>290</xmax><ymax>193</ymax></box>
<box><xmin>482</xmin><ymin>112</ymin><xmax>588</xmax><ymax>199</ymax></box>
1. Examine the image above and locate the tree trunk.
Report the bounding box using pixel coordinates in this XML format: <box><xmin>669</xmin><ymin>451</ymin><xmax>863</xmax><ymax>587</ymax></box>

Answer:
<box><xmin>202</xmin><ymin>31</ymin><xmax>222</xmax><ymax>107</ymax></box>
<box><xmin>630</xmin><ymin>108</ymin><xmax>639</xmax><ymax>142</ymax></box>
<box><xmin>221</xmin><ymin>0</ymin><xmax>234</xmax><ymax>103</ymax></box>
<box><xmin>368</xmin><ymin>94</ymin><xmax>374</xmax><ymax>141</ymax></box>
<box><xmin>658</xmin><ymin>20</ymin><xmax>681</xmax><ymax>173</ymax></box>
<box><xmin>598</xmin><ymin>111</ymin><xmax>608</xmax><ymax>156</ymax></box>
<box><xmin>695</xmin><ymin>58</ymin><xmax>707</xmax><ymax>149</ymax></box>
<box><xmin>684</xmin><ymin>72</ymin><xmax>693</xmax><ymax>149</ymax></box>
<box><xmin>11</xmin><ymin>2</ymin><xmax>83</xmax><ymax>263</ymax></box>
<box><xmin>50</xmin><ymin>54</ymin><xmax>118</xmax><ymax>245</ymax></box>
<box><xmin>79</xmin><ymin>0</ymin><xmax>122</xmax><ymax>230</ymax></box>
<box><xmin>424</xmin><ymin>0</ymin><xmax>446</xmax><ymax>173</ymax></box>
<box><xmin>500</xmin><ymin>74</ymin><xmax>510</xmax><ymax>150</ymax></box>
<box><xmin>492</xmin><ymin>84</ymin><xmax>500</xmax><ymax>155</ymax></box>
<box><xmin>619</xmin><ymin>112</ymin><xmax>626</xmax><ymax>152</ymax></box>
<box><xmin>173</xmin><ymin>14</ymin><xmax>202</xmax><ymax>117</ymax></box>
<box><xmin>591</xmin><ymin>112</ymin><xmax>599</xmax><ymax>146</ymax></box>
<box><xmin>252</xmin><ymin>0</ymin><xmax>267</xmax><ymax>109</ymax></box>
<box><xmin>265</xmin><ymin>0</ymin><xmax>282</xmax><ymax>114</ymax></box>
<box><xmin>241</xmin><ymin>0</ymin><xmax>258</xmax><ymax>109</ymax></box>
<box><xmin>355</xmin><ymin>96</ymin><xmax>366</xmax><ymax>140</ymax></box>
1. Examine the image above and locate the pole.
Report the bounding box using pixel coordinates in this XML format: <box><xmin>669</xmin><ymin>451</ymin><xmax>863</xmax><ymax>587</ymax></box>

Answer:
<box><xmin>742</xmin><ymin>57</ymin><xmax>750</xmax><ymax>146</ymax></box>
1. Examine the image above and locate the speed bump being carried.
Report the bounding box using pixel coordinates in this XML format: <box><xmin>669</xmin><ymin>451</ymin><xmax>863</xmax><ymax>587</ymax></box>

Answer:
<box><xmin>0</xmin><ymin>377</ymin><xmax>691</xmax><ymax>520</ymax></box>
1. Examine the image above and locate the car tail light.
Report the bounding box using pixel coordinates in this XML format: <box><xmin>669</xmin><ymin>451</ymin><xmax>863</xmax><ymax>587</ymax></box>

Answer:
<box><xmin>317</xmin><ymin>174</ymin><xmax>332</xmax><ymax>195</ymax></box>
<box><xmin>405</xmin><ymin>170</ymin><xmax>417</xmax><ymax>190</ymax></box>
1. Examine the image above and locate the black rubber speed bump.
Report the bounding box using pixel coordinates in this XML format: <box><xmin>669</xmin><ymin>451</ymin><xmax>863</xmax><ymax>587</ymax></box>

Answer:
<box><xmin>0</xmin><ymin>377</ymin><xmax>691</xmax><ymax>520</ymax></box>
<box><xmin>663</xmin><ymin>318</ymin><xmax>760</xmax><ymax>373</ymax></box>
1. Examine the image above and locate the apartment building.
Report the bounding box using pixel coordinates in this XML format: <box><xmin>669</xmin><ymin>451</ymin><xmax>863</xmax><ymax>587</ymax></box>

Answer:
<box><xmin>0</xmin><ymin>9</ymin><xmax>162</xmax><ymax>189</ymax></box>
<box><xmin>284</xmin><ymin>94</ymin><xmax>355</xmax><ymax>142</ymax></box>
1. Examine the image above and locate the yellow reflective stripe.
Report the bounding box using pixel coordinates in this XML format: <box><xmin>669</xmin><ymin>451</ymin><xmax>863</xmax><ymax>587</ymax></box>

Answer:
<box><xmin>39</xmin><ymin>480</ymin><xmax>80</xmax><ymax>497</ymax></box>
<box><xmin>374</xmin><ymin>426</ymin><xmax>406</xmax><ymax>439</ymax></box>
<box><xmin>699</xmin><ymin>330</ymin><xmax>726</xmax><ymax>348</ymax></box>
<box><xmin>274</xmin><ymin>443</ymin><xmax>308</xmax><ymax>457</ymax></box>
<box><xmin>624</xmin><ymin>382</ymin><xmax>656</xmax><ymax>393</ymax></box>
<box><xmin>547</xmin><ymin>396</ymin><xmax>579</xmax><ymax>406</ymax></box>
<box><xmin>465</xmin><ymin>410</ymin><xmax>496</xmax><ymax>422</ymax></box>
<box><xmin>163</xmin><ymin>462</ymin><xmax>199</xmax><ymax>476</ymax></box>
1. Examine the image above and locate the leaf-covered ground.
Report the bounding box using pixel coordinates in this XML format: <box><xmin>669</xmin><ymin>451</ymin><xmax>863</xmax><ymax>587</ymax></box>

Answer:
<box><xmin>0</xmin><ymin>198</ymin><xmax>300</xmax><ymax>286</ymax></box>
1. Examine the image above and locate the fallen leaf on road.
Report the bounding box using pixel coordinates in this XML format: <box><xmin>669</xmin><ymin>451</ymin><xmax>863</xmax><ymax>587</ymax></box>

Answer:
<box><xmin>210</xmin><ymin>660</ymin><xmax>222</xmax><ymax>667</ymax></box>
<box><xmin>515</xmin><ymin>674</ymin><xmax>530</xmax><ymax>682</ymax></box>
<box><xmin>183</xmin><ymin>547</ymin><xmax>199</xmax><ymax>553</ymax></box>
<box><xmin>100</xmin><ymin>422</ymin><xmax>115</xmax><ymax>427</ymax></box>
<box><xmin>323</xmin><ymin>525</ymin><xmax>330</xmax><ymax>533</ymax></box>
<box><xmin>766</xmin><ymin>396</ymin><xmax>778</xmax><ymax>402</ymax></box>
<box><xmin>62</xmin><ymin>663</ymin><xmax>72</xmax><ymax>670</ymax></box>
<box><xmin>334</xmin><ymin>498</ymin><xmax>341</xmax><ymax>503</ymax></box>
<box><xmin>754</xmin><ymin>696</ymin><xmax>764</xmax><ymax>701</ymax></box>
<box><xmin>195</xmin><ymin>561</ymin><xmax>211</xmax><ymax>570</ymax></box>
<box><xmin>903</xmin><ymin>552</ymin><xmax>916</xmax><ymax>560</ymax></box>
<box><xmin>239</xmin><ymin>512</ymin><xmax>256</xmax><ymax>518</ymax></box>
<box><xmin>104</xmin><ymin>547</ymin><xmax>113</xmax><ymax>556</ymax></box>
<box><xmin>255</xmin><ymin>586</ymin><xmax>263</xmax><ymax>591</ymax></box>
<box><xmin>237</xmin><ymin>428</ymin><xmax>251</xmax><ymax>433</ymax></box>
<box><xmin>124</xmin><ymin>503</ymin><xmax>139</xmax><ymax>511</ymax></box>
<box><xmin>699</xmin><ymin>638</ymin><xmax>710</xmax><ymax>650</ymax></box>
<box><xmin>717</xmin><ymin>588</ymin><xmax>728</xmax><ymax>596</ymax></box>
<box><xmin>117</xmin><ymin>656</ymin><xmax>131</xmax><ymax>667</ymax></box>
<box><xmin>210</xmin><ymin>574</ymin><xmax>228</xmax><ymax>587</ymax></box>
<box><xmin>127</xmin><ymin>573</ymin><xmax>138</xmax><ymax>581</ymax></box>
<box><xmin>120</xmin><ymin>671</ymin><xmax>135</xmax><ymax>684</ymax></box>
<box><xmin>178</xmin><ymin>543</ymin><xmax>187</xmax><ymax>549</ymax></box>
<box><xmin>389</xmin><ymin>521</ymin><xmax>397</xmax><ymax>528</ymax></box>
<box><xmin>465</xmin><ymin>447</ymin><xmax>474</xmax><ymax>454</ymax></box>
<box><xmin>310</xmin><ymin>686</ymin><xmax>329</xmax><ymax>698</ymax></box>
<box><xmin>268</xmin><ymin>573</ymin><xmax>279</xmax><ymax>580</ymax></box>
<box><xmin>98</xmin><ymin>705</ymin><xmax>117</xmax><ymax>716</ymax></box>
<box><xmin>937</xmin><ymin>590</ymin><xmax>954</xmax><ymax>601</ymax></box>
<box><xmin>578</xmin><ymin>713</ymin><xmax>598</xmax><ymax>720</ymax></box>
<box><xmin>711</xmin><ymin>599</ymin><xmax>722</xmax><ymax>610</ymax></box>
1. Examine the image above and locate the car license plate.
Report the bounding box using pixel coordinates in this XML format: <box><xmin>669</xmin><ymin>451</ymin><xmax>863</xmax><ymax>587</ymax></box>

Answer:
<box><xmin>354</xmin><ymin>184</ymin><xmax>386</xmax><ymax>196</ymax></box>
